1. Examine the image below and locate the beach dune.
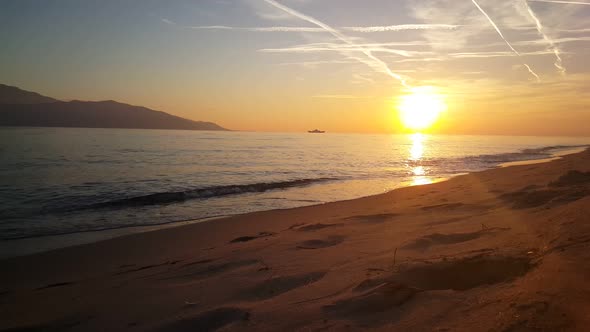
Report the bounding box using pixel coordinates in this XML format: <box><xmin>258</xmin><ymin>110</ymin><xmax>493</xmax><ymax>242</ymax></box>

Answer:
<box><xmin>2</xmin><ymin>149</ymin><xmax>590</xmax><ymax>331</ymax></box>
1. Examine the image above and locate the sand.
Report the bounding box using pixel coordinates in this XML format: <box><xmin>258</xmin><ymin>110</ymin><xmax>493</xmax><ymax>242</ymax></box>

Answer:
<box><xmin>2</xmin><ymin>149</ymin><xmax>590</xmax><ymax>331</ymax></box>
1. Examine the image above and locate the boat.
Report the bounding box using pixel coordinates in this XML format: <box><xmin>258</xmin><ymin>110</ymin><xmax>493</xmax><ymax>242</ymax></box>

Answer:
<box><xmin>308</xmin><ymin>129</ymin><xmax>325</xmax><ymax>133</ymax></box>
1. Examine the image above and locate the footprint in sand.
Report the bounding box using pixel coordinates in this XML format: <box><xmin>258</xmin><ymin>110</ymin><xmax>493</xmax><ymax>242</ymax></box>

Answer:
<box><xmin>500</xmin><ymin>185</ymin><xmax>589</xmax><ymax>209</ymax></box>
<box><xmin>229</xmin><ymin>231</ymin><xmax>275</xmax><ymax>243</ymax></box>
<box><xmin>115</xmin><ymin>260</ymin><xmax>182</xmax><ymax>276</ymax></box>
<box><xmin>325</xmin><ymin>281</ymin><xmax>419</xmax><ymax>317</ymax></box>
<box><xmin>157</xmin><ymin>307</ymin><xmax>249</xmax><ymax>332</ymax></box>
<box><xmin>343</xmin><ymin>213</ymin><xmax>398</xmax><ymax>224</ymax></box>
<box><xmin>550</xmin><ymin>170</ymin><xmax>590</xmax><ymax>187</ymax></box>
<box><xmin>496</xmin><ymin>171</ymin><xmax>590</xmax><ymax>210</ymax></box>
<box><xmin>295</xmin><ymin>223</ymin><xmax>344</xmax><ymax>232</ymax></box>
<box><xmin>157</xmin><ymin>259</ymin><xmax>259</xmax><ymax>281</ymax></box>
<box><xmin>392</xmin><ymin>254</ymin><xmax>533</xmax><ymax>291</ymax></box>
<box><xmin>297</xmin><ymin>236</ymin><xmax>344</xmax><ymax>249</ymax></box>
<box><xmin>401</xmin><ymin>228</ymin><xmax>509</xmax><ymax>251</ymax></box>
<box><xmin>325</xmin><ymin>254</ymin><xmax>534</xmax><ymax>322</ymax></box>
<box><xmin>424</xmin><ymin>216</ymin><xmax>466</xmax><ymax>227</ymax></box>
<box><xmin>421</xmin><ymin>203</ymin><xmax>465</xmax><ymax>211</ymax></box>
<box><xmin>237</xmin><ymin>271</ymin><xmax>326</xmax><ymax>301</ymax></box>
<box><xmin>35</xmin><ymin>281</ymin><xmax>76</xmax><ymax>291</ymax></box>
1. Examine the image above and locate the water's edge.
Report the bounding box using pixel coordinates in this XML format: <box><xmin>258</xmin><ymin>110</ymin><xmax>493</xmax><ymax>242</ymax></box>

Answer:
<box><xmin>1</xmin><ymin>146</ymin><xmax>585</xmax><ymax>260</ymax></box>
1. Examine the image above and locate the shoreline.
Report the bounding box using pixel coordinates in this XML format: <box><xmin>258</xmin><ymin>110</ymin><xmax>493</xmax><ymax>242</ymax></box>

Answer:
<box><xmin>1</xmin><ymin>145</ymin><xmax>585</xmax><ymax>260</ymax></box>
<box><xmin>1</xmin><ymin>148</ymin><xmax>590</xmax><ymax>330</ymax></box>
<box><xmin>1</xmin><ymin>146</ymin><xmax>586</xmax><ymax>260</ymax></box>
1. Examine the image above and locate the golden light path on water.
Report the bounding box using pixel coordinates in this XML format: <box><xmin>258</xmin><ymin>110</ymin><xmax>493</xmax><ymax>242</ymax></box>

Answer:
<box><xmin>409</xmin><ymin>133</ymin><xmax>434</xmax><ymax>186</ymax></box>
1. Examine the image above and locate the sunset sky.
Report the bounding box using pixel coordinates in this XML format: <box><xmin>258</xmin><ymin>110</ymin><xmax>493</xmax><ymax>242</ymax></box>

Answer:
<box><xmin>1</xmin><ymin>0</ymin><xmax>590</xmax><ymax>135</ymax></box>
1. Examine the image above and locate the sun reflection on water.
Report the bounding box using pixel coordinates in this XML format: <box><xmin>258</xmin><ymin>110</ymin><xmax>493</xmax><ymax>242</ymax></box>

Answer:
<box><xmin>410</xmin><ymin>133</ymin><xmax>424</xmax><ymax>161</ymax></box>
<box><xmin>412</xmin><ymin>165</ymin><xmax>426</xmax><ymax>176</ymax></box>
<box><xmin>409</xmin><ymin>133</ymin><xmax>433</xmax><ymax>186</ymax></box>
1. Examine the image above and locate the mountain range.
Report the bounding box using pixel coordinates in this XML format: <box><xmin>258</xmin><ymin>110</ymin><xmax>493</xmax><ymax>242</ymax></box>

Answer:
<box><xmin>0</xmin><ymin>84</ymin><xmax>228</xmax><ymax>131</ymax></box>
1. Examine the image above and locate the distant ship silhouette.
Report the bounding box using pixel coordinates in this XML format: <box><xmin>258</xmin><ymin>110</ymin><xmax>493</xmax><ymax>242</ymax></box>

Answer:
<box><xmin>308</xmin><ymin>129</ymin><xmax>325</xmax><ymax>133</ymax></box>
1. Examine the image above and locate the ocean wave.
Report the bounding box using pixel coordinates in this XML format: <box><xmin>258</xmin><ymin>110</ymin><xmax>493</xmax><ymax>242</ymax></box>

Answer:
<box><xmin>455</xmin><ymin>144</ymin><xmax>588</xmax><ymax>165</ymax></box>
<box><xmin>82</xmin><ymin>177</ymin><xmax>338</xmax><ymax>210</ymax></box>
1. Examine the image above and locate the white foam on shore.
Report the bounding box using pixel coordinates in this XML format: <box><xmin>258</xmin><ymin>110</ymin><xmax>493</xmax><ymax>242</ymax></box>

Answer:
<box><xmin>499</xmin><ymin>147</ymin><xmax>586</xmax><ymax>168</ymax></box>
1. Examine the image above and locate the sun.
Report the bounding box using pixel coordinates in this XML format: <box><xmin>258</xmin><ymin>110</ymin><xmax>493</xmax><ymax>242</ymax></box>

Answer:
<box><xmin>398</xmin><ymin>86</ymin><xmax>446</xmax><ymax>131</ymax></box>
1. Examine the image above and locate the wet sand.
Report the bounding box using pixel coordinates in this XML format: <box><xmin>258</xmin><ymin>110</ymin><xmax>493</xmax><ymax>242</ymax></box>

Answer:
<box><xmin>2</xmin><ymin>149</ymin><xmax>590</xmax><ymax>331</ymax></box>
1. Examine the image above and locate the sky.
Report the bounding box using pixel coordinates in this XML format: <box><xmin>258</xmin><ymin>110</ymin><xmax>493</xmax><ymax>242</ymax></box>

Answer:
<box><xmin>1</xmin><ymin>0</ymin><xmax>590</xmax><ymax>135</ymax></box>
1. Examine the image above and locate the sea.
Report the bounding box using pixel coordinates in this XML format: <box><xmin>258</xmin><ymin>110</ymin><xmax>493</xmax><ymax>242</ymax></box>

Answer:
<box><xmin>1</xmin><ymin>127</ymin><xmax>588</xmax><ymax>258</ymax></box>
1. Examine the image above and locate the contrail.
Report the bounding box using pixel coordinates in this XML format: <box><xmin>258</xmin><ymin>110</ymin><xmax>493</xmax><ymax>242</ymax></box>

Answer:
<box><xmin>523</xmin><ymin>0</ymin><xmax>565</xmax><ymax>75</ymax></box>
<box><xmin>161</xmin><ymin>19</ymin><xmax>326</xmax><ymax>32</ymax></box>
<box><xmin>528</xmin><ymin>0</ymin><xmax>590</xmax><ymax>5</ymax></box>
<box><xmin>262</xmin><ymin>0</ymin><xmax>410</xmax><ymax>87</ymax></box>
<box><xmin>164</xmin><ymin>19</ymin><xmax>457</xmax><ymax>34</ymax></box>
<box><xmin>470</xmin><ymin>0</ymin><xmax>540</xmax><ymax>82</ymax></box>
<box><xmin>188</xmin><ymin>25</ymin><xmax>326</xmax><ymax>32</ymax></box>
<box><xmin>343</xmin><ymin>24</ymin><xmax>459</xmax><ymax>32</ymax></box>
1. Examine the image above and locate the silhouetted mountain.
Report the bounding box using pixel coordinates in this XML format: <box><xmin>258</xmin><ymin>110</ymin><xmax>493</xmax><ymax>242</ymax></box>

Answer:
<box><xmin>0</xmin><ymin>85</ymin><xmax>228</xmax><ymax>131</ymax></box>
<box><xmin>0</xmin><ymin>84</ymin><xmax>58</xmax><ymax>104</ymax></box>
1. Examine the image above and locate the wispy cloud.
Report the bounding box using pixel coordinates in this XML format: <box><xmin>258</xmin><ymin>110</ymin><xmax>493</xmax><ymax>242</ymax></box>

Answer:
<box><xmin>279</xmin><ymin>41</ymin><xmax>434</xmax><ymax>48</ymax></box>
<box><xmin>470</xmin><ymin>0</ymin><xmax>540</xmax><ymax>82</ymax></box>
<box><xmin>276</xmin><ymin>59</ymin><xmax>359</xmax><ymax>68</ymax></box>
<box><xmin>261</xmin><ymin>0</ymin><xmax>410</xmax><ymax>87</ymax></box>
<box><xmin>183</xmin><ymin>24</ymin><xmax>460</xmax><ymax>34</ymax></box>
<box><xmin>523</xmin><ymin>0</ymin><xmax>565</xmax><ymax>75</ymax></box>
<box><xmin>528</xmin><ymin>0</ymin><xmax>590</xmax><ymax>5</ymax></box>
<box><xmin>188</xmin><ymin>25</ymin><xmax>326</xmax><ymax>32</ymax></box>
<box><xmin>258</xmin><ymin>45</ymin><xmax>430</xmax><ymax>57</ymax></box>
<box><xmin>342</xmin><ymin>24</ymin><xmax>459</xmax><ymax>33</ymax></box>
<box><xmin>161</xmin><ymin>18</ymin><xmax>325</xmax><ymax>32</ymax></box>
<box><xmin>449</xmin><ymin>50</ymin><xmax>561</xmax><ymax>58</ymax></box>
<box><xmin>161</xmin><ymin>18</ymin><xmax>176</xmax><ymax>25</ymax></box>
<box><xmin>558</xmin><ymin>28</ymin><xmax>590</xmax><ymax>33</ymax></box>
<box><xmin>350</xmin><ymin>73</ymin><xmax>376</xmax><ymax>85</ymax></box>
<box><xmin>515</xmin><ymin>36</ymin><xmax>590</xmax><ymax>45</ymax></box>
<box><xmin>166</xmin><ymin>0</ymin><xmax>588</xmax><ymax>91</ymax></box>
<box><xmin>312</xmin><ymin>95</ymin><xmax>374</xmax><ymax>99</ymax></box>
<box><xmin>385</xmin><ymin>50</ymin><xmax>560</xmax><ymax>64</ymax></box>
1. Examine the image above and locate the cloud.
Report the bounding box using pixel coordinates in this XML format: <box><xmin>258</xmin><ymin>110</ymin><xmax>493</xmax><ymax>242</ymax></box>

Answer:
<box><xmin>160</xmin><ymin>17</ymin><xmax>325</xmax><ymax>33</ymax></box>
<box><xmin>161</xmin><ymin>18</ymin><xmax>175</xmax><ymax>25</ymax></box>
<box><xmin>187</xmin><ymin>25</ymin><xmax>326</xmax><ymax>32</ymax></box>
<box><xmin>342</xmin><ymin>24</ymin><xmax>459</xmax><ymax>33</ymax></box>
<box><xmin>350</xmin><ymin>74</ymin><xmax>376</xmax><ymax>85</ymax></box>
<box><xmin>261</xmin><ymin>0</ymin><xmax>410</xmax><ymax>87</ymax></box>
<box><xmin>514</xmin><ymin>36</ymin><xmax>590</xmax><ymax>45</ymax></box>
<box><xmin>409</xmin><ymin>0</ymin><xmax>494</xmax><ymax>51</ymax></box>
<box><xmin>558</xmin><ymin>28</ymin><xmax>590</xmax><ymax>33</ymax></box>
<box><xmin>276</xmin><ymin>59</ymin><xmax>359</xmax><ymax>68</ymax></box>
<box><xmin>258</xmin><ymin>44</ymin><xmax>430</xmax><ymax>57</ymax></box>
<box><xmin>522</xmin><ymin>0</ymin><xmax>565</xmax><ymax>74</ymax></box>
<box><xmin>169</xmin><ymin>0</ymin><xmax>589</xmax><ymax>91</ymax></box>
<box><xmin>408</xmin><ymin>0</ymin><xmax>550</xmax><ymax>51</ymax></box>
<box><xmin>182</xmin><ymin>24</ymin><xmax>460</xmax><ymax>34</ymax></box>
<box><xmin>382</xmin><ymin>50</ymin><xmax>560</xmax><ymax>65</ymax></box>
<box><xmin>164</xmin><ymin>18</ymin><xmax>459</xmax><ymax>36</ymax></box>
<box><xmin>449</xmin><ymin>50</ymin><xmax>561</xmax><ymax>58</ymax></box>
<box><xmin>528</xmin><ymin>0</ymin><xmax>590</xmax><ymax>5</ymax></box>
<box><xmin>470</xmin><ymin>0</ymin><xmax>540</xmax><ymax>81</ymax></box>
<box><xmin>312</xmin><ymin>95</ymin><xmax>374</xmax><ymax>99</ymax></box>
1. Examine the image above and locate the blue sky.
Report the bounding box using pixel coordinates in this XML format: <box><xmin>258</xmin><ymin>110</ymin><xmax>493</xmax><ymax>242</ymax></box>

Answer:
<box><xmin>1</xmin><ymin>0</ymin><xmax>590</xmax><ymax>134</ymax></box>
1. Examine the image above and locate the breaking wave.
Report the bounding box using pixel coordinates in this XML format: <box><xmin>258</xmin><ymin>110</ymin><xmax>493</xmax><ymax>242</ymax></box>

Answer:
<box><xmin>83</xmin><ymin>177</ymin><xmax>339</xmax><ymax>210</ymax></box>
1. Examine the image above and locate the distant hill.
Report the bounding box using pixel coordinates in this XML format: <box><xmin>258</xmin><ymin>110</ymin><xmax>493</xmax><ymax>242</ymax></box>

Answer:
<box><xmin>0</xmin><ymin>84</ymin><xmax>58</xmax><ymax>104</ymax></box>
<box><xmin>0</xmin><ymin>84</ymin><xmax>228</xmax><ymax>131</ymax></box>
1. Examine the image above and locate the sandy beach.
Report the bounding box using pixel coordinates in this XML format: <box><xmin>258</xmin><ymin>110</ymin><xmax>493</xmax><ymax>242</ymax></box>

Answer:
<box><xmin>2</xmin><ymin>149</ymin><xmax>590</xmax><ymax>331</ymax></box>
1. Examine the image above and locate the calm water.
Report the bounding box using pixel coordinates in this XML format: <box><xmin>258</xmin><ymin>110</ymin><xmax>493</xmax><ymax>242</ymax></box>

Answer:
<box><xmin>0</xmin><ymin>128</ymin><xmax>588</xmax><ymax>254</ymax></box>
